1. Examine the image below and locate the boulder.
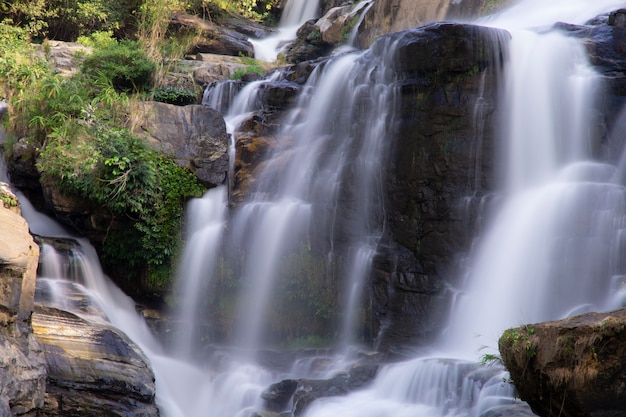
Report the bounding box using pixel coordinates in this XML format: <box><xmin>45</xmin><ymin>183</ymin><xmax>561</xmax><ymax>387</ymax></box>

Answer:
<box><xmin>32</xmin><ymin>305</ymin><xmax>159</xmax><ymax>417</ymax></box>
<box><xmin>315</xmin><ymin>5</ymin><xmax>355</xmax><ymax>45</ymax></box>
<box><xmin>0</xmin><ymin>189</ymin><xmax>47</xmax><ymax>416</ymax></box>
<box><xmin>36</xmin><ymin>41</ymin><xmax>92</xmax><ymax>77</ymax></box>
<box><xmin>131</xmin><ymin>101</ymin><xmax>229</xmax><ymax>187</ymax></box>
<box><xmin>261</xmin><ymin>360</ymin><xmax>379</xmax><ymax>415</ymax></box>
<box><xmin>356</xmin><ymin>0</ymin><xmax>504</xmax><ymax>48</ymax></box>
<box><xmin>285</xmin><ymin>20</ymin><xmax>334</xmax><ymax>64</ymax></box>
<box><xmin>499</xmin><ymin>309</ymin><xmax>626</xmax><ymax>417</ymax></box>
<box><xmin>170</xmin><ymin>12</ymin><xmax>254</xmax><ymax>57</ymax></box>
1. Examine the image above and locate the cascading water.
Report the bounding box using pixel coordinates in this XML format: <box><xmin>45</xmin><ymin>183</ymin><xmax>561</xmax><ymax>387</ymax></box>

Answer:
<box><xmin>251</xmin><ymin>0</ymin><xmax>320</xmax><ymax>61</ymax></box>
<box><xmin>297</xmin><ymin>2</ymin><xmax>626</xmax><ymax>417</ymax></box>
<box><xmin>10</xmin><ymin>1</ymin><xmax>626</xmax><ymax>417</ymax></box>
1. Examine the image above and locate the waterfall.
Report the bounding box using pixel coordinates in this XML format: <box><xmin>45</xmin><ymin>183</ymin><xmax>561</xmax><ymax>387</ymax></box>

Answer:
<box><xmin>195</xmin><ymin>37</ymin><xmax>398</xmax><ymax>352</ymax></box>
<box><xmin>9</xmin><ymin>1</ymin><xmax>626</xmax><ymax>417</ymax></box>
<box><xmin>250</xmin><ymin>0</ymin><xmax>320</xmax><ymax>61</ymax></box>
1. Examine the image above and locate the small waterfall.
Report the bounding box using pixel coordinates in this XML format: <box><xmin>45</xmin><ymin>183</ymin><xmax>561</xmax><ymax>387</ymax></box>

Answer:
<box><xmin>172</xmin><ymin>186</ymin><xmax>227</xmax><ymax>359</ymax></box>
<box><xmin>251</xmin><ymin>0</ymin><xmax>320</xmax><ymax>61</ymax></box>
<box><xmin>200</xmin><ymin>38</ymin><xmax>397</xmax><ymax>351</ymax></box>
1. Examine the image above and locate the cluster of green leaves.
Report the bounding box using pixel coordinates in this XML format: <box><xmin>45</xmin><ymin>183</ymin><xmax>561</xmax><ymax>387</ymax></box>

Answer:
<box><xmin>0</xmin><ymin>23</ymin><xmax>48</xmax><ymax>98</ymax></box>
<box><xmin>153</xmin><ymin>85</ymin><xmax>198</xmax><ymax>105</ymax></box>
<box><xmin>0</xmin><ymin>0</ymin><xmax>142</xmax><ymax>41</ymax></box>
<box><xmin>231</xmin><ymin>57</ymin><xmax>265</xmax><ymax>80</ymax></box>
<box><xmin>1</xmin><ymin>27</ymin><xmax>205</xmax><ymax>288</ymax></box>
<box><xmin>81</xmin><ymin>40</ymin><xmax>157</xmax><ymax>93</ymax></box>
<box><xmin>187</xmin><ymin>0</ymin><xmax>281</xmax><ymax>23</ymax></box>
<box><xmin>501</xmin><ymin>326</ymin><xmax>537</xmax><ymax>358</ymax></box>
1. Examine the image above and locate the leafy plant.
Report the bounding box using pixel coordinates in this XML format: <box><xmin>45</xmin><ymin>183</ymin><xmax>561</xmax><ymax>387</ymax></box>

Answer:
<box><xmin>77</xmin><ymin>30</ymin><xmax>117</xmax><ymax>48</ymax></box>
<box><xmin>153</xmin><ymin>85</ymin><xmax>198</xmax><ymax>105</ymax></box>
<box><xmin>232</xmin><ymin>57</ymin><xmax>265</xmax><ymax>80</ymax></box>
<box><xmin>81</xmin><ymin>40</ymin><xmax>156</xmax><ymax>93</ymax></box>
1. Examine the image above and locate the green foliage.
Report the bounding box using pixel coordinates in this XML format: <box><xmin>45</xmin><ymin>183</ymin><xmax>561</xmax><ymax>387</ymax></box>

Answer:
<box><xmin>232</xmin><ymin>58</ymin><xmax>265</xmax><ymax>80</ymax></box>
<box><xmin>0</xmin><ymin>0</ymin><xmax>142</xmax><ymax>41</ymax></box>
<box><xmin>1</xmin><ymin>33</ymin><xmax>204</xmax><ymax>289</ymax></box>
<box><xmin>81</xmin><ymin>40</ymin><xmax>156</xmax><ymax>93</ymax></box>
<box><xmin>479</xmin><ymin>353</ymin><xmax>503</xmax><ymax>367</ymax></box>
<box><xmin>0</xmin><ymin>23</ymin><xmax>49</xmax><ymax>97</ymax></box>
<box><xmin>100</xmin><ymin>154</ymin><xmax>205</xmax><ymax>284</ymax></box>
<box><xmin>0</xmin><ymin>0</ymin><xmax>53</xmax><ymax>37</ymax></box>
<box><xmin>188</xmin><ymin>0</ymin><xmax>281</xmax><ymax>23</ymax></box>
<box><xmin>76</xmin><ymin>30</ymin><xmax>117</xmax><ymax>49</ymax></box>
<box><xmin>153</xmin><ymin>85</ymin><xmax>198</xmax><ymax>105</ymax></box>
<box><xmin>37</xmin><ymin>122</ymin><xmax>206</xmax><ymax>285</ymax></box>
<box><xmin>501</xmin><ymin>326</ymin><xmax>537</xmax><ymax>359</ymax></box>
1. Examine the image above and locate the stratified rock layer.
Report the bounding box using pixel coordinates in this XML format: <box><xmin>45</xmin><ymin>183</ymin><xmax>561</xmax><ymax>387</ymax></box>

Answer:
<box><xmin>32</xmin><ymin>305</ymin><xmax>159</xmax><ymax>417</ymax></box>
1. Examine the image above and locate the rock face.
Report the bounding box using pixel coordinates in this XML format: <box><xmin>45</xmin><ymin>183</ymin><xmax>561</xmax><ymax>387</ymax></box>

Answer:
<box><xmin>131</xmin><ymin>101</ymin><xmax>229</xmax><ymax>187</ymax></box>
<box><xmin>372</xmin><ymin>22</ymin><xmax>507</xmax><ymax>351</ymax></box>
<box><xmin>0</xmin><ymin>186</ymin><xmax>47</xmax><ymax>416</ymax></box>
<box><xmin>499</xmin><ymin>309</ymin><xmax>626</xmax><ymax>417</ymax></box>
<box><xmin>356</xmin><ymin>0</ymin><xmax>507</xmax><ymax>48</ymax></box>
<box><xmin>170</xmin><ymin>12</ymin><xmax>255</xmax><ymax>57</ymax></box>
<box><xmin>32</xmin><ymin>305</ymin><xmax>159</xmax><ymax>417</ymax></box>
<box><xmin>285</xmin><ymin>20</ymin><xmax>334</xmax><ymax>63</ymax></box>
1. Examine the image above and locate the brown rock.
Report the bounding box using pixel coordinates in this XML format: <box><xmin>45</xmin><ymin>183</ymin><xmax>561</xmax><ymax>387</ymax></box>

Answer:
<box><xmin>131</xmin><ymin>101</ymin><xmax>229</xmax><ymax>186</ymax></box>
<box><xmin>499</xmin><ymin>309</ymin><xmax>626</xmax><ymax>417</ymax></box>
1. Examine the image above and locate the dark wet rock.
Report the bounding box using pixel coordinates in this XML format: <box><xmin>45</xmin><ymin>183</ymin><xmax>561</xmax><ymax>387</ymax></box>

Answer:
<box><xmin>285</xmin><ymin>20</ymin><xmax>334</xmax><ymax>64</ymax></box>
<box><xmin>373</xmin><ymin>23</ymin><xmax>507</xmax><ymax>351</ymax></box>
<box><xmin>261</xmin><ymin>359</ymin><xmax>380</xmax><ymax>416</ymax></box>
<box><xmin>262</xmin><ymin>379</ymin><xmax>298</xmax><ymax>411</ymax></box>
<box><xmin>292</xmin><ymin>362</ymin><xmax>379</xmax><ymax>415</ymax></box>
<box><xmin>499</xmin><ymin>309</ymin><xmax>626</xmax><ymax>417</ymax></box>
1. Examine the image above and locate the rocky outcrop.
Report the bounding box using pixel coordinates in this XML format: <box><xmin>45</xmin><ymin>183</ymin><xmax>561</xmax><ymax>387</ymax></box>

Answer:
<box><xmin>262</xmin><ymin>359</ymin><xmax>380</xmax><ymax>416</ymax></box>
<box><xmin>285</xmin><ymin>20</ymin><xmax>334</xmax><ymax>63</ymax></box>
<box><xmin>32</xmin><ymin>305</ymin><xmax>159</xmax><ymax>417</ymax></box>
<box><xmin>556</xmin><ymin>9</ymin><xmax>626</xmax><ymax>162</ymax></box>
<box><xmin>499</xmin><ymin>309</ymin><xmax>626</xmax><ymax>417</ymax></box>
<box><xmin>131</xmin><ymin>101</ymin><xmax>229</xmax><ymax>187</ymax></box>
<box><xmin>170</xmin><ymin>12</ymin><xmax>254</xmax><ymax>57</ymax></box>
<box><xmin>0</xmin><ymin>186</ymin><xmax>47</xmax><ymax>416</ymax></box>
<box><xmin>356</xmin><ymin>0</ymin><xmax>510</xmax><ymax>48</ymax></box>
<box><xmin>373</xmin><ymin>22</ymin><xmax>507</xmax><ymax>351</ymax></box>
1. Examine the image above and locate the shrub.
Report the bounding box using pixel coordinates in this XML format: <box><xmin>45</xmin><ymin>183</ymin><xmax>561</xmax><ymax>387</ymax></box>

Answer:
<box><xmin>76</xmin><ymin>30</ymin><xmax>117</xmax><ymax>49</ymax></box>
<box><xmin>153</xmin><ymin>85</ymin><xmax>198</xmax><ymax>105</ymax></box>
<box><xmin>81</xmin><ymin>40</ymin><xmax>156</xmax><ymax>93</ymax></box>
<box><xmin>37</xmin><ymin>123</ymin><xmax>206</xmax><ymax>285</ymax></box>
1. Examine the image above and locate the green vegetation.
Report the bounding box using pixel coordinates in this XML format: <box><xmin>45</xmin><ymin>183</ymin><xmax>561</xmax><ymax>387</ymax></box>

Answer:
<box><xmin>501</xmin><ymin>326</ymin><xmax>537</xmax><ymax>358</ymax></box>
<box><xmin>81</xmin><ymin>40</ymin><xmax>156</xmax><ymax>93</ymax></box>
<box><xmin>1</xmin><ymin>0</ymin><xmax>282</xmax><ymax>43</ymax></box>
<box><xmin>232</xmin><ymin>57</ymin><xmax>265</xmax><ymax>80</ymax></box>
<box><xmin>0</xmin><ymin>21</ymin><xmax>205</xmax><ymax>288</ymax></box>
<box><xmin>153</xmin><ymin>85</ymin><xmax>198</xmax><ymax>105</ymax></box>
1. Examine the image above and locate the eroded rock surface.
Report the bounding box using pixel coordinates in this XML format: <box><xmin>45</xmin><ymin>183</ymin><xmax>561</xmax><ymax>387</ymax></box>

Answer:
<box><xmin>32</xmin><ymin>304</ymin><xmax>159</xmax><ymax>417</ymax></box>
<box><xmin>0</xmin><ymin>186</ymin><xmax>47</xmax><ymax>416</ymax></box>
<box><xmin>131</xmin><ymin>101</ymin><xmax>229</xmax><ymax>187</ymax></box>
<box><xmin>499</xmin><ymin>309</ymin><xmax>626</xmax><ymax>417</ymax></box>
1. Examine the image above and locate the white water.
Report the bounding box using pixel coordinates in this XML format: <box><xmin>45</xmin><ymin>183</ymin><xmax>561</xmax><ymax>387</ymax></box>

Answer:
<box><xmin>11</xmin><ymin>1</ymin><xmax>626</xmax><ymax>417</ymax></box>
<box><xmin>251</xmin><ymin>0</ymin><xmax>320</xmax><ymax>62</ymax></box>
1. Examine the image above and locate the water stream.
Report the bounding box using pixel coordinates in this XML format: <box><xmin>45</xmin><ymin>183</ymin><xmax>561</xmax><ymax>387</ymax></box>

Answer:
<box><xmin>11</xmin><ymin>0</ymin><xmax>626</xmax><ymax>416</ymax></box>
<box><xmin>251</xmin><ymin>0</ymin><xmax>320</xmax><ymax>62</ymax></box>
